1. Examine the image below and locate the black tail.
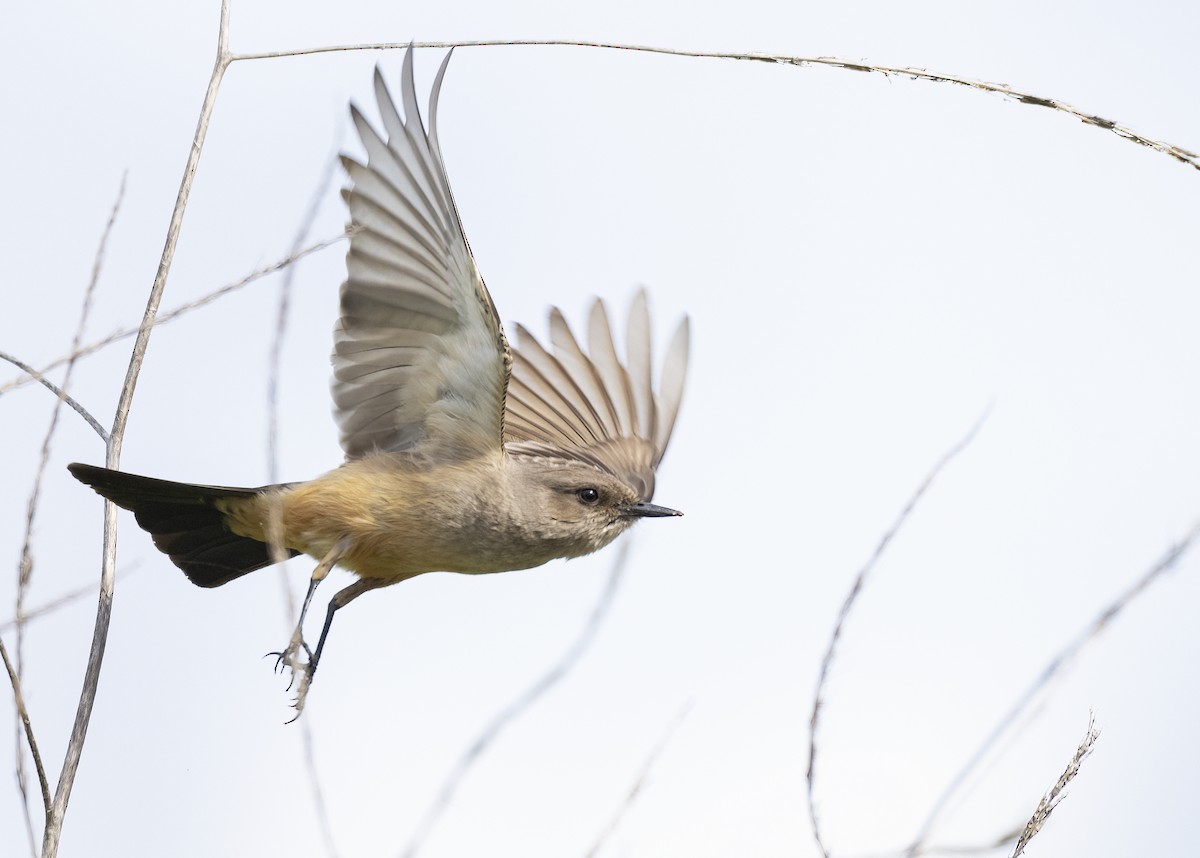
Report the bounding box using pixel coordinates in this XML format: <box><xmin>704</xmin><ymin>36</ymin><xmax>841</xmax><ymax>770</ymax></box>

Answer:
<box><xmin>68</xmin><ymin>463</ymin><xmax>299</xmax><ymax>588</ymax></box>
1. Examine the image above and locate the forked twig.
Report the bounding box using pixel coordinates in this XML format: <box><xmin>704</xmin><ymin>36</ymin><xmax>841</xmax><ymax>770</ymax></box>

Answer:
<box><xmin>807</xmin><ymin>410</ymin><xmax>990</xmax><ymax>858</ymax></box>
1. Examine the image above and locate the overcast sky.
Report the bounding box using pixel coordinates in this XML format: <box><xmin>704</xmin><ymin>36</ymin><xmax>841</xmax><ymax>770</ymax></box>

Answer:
<box><xmin>3</xmin><ymin>1</ymin><xmax>1200</xmax><ymax>856</ymax></box>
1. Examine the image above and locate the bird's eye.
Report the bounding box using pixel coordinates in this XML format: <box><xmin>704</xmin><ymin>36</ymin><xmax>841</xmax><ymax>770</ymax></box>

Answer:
<box><xmin>577</xmin><ymin>487</ymin><xmax>601</xmax><ymax>505</ymax></box>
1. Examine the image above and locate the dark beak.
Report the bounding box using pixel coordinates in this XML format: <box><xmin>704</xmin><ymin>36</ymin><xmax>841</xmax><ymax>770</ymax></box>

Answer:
<box><xmin>621</xmin><ymin>502</ymin><xmax>683</xmax><ymax>518</ymax></box>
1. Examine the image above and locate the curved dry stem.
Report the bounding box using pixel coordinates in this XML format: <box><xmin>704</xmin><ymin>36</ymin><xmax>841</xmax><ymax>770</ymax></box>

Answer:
<box><xmin>2</xmin><ymin>636</ymin><xmax>48</xmax><ymax>857</ymax></box>
<box><xmin>905</xmin><ymin>517</ymin><xmax>1200</xmax><ymax>855</ymax></box>
<box><xmin>266</xmin><ymin>133</ymin><xmax>345</xmax><ymax>858</ymax></box>
<box><xmin>807</xmin><ymin>409</ymin><xmax>990</xmax><ymax>858</ymax></box>
<box><xmin>40</xmin><ymin>3</ymin><xmax>232</xmax><ymax>855</ymax></box>
<box><xmin>400</xmin><ymin>540</ymin><xmax>633</xmax><ymax>858</ymax></box>
<box><xmin>585</xmin><ymin>701</ymin><xmax>691</xmax><ymax>857</ymax></box>
<box><xmin>0</xmin><ymin>352</ymin><xmax>107</xmax><ymax>441</ymax></box>
<box><xmin>229</xmin><ymin>39</ymin><xmax>1200</xmax><ymax>174</ymax></box>
<box><xmin>9</xmin><ymin>167</ymin><xmax>123</xmax><ymax>857</ymax></box>
<box><xmin>268</xmin><ymin>133</ymin><xmax>344</xmax><ymax>488</ymax></box>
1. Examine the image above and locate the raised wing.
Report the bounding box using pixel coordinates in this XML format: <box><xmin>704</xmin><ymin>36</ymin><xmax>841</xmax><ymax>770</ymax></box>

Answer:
<box><xmin>504</xmin><ymin>290</ymin><xmax>689</xmax><ymax>500</ymax></box>
<box><xmin>334</xmin><ymin>46</ymin><xmax>511</xmax><ymax>461</ymax></box>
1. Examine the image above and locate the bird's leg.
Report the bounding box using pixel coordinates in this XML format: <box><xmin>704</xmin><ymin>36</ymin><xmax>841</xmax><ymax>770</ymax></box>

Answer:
<box><xmin>269</xmin><ymin>536</ymin><xmax>351</xmax><ymax>687</ymax></box>
<box><xmin>288</xmin><ymin>577</ymin><xmax>384</xmax><ymax>719</ymax></box>
<box><xmin>309</xmin><ymin>578</ymin><xmax>383</xmax><ymax>681</ymax></box>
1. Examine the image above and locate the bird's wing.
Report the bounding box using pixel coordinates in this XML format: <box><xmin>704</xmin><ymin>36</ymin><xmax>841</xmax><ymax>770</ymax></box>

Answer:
<box><xmin>334</xmin><ymin>46</ymin><xmax>511</xmax><ymax>461</ymax></box>
<box><xmin>504</xmin><ymin>290</ymin><xmax>690</xmax><ymax>500</ymax></box>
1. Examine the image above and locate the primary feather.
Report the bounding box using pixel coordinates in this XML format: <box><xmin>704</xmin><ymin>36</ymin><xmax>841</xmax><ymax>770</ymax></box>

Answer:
<box><xmin>505</xmin><ymin>291</ymin><xmax>690</xmax><ymax>501</ymax></box>
<box><xmin>335</xmin><ymin>48</ymin><xmax>510</xmax><ymax>462</ymax></box>
<box><xmin>336</xmin><ymin>47</ymin><xmax>689</xmax><ymax>497</ymax></box>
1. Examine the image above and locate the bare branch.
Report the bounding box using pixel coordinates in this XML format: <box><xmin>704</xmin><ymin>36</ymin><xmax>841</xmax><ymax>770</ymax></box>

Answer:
<box><xmin>16</xmin><ymin>176</ymin><xmax>125</xmax><ymax>643</ymax></box>
<box><xmin>1</xmin><ymin>640</ymin><xmax>49</xmax><ymax>811</ymax></box>
<box><xmin>9</xmin><ymin>168</ymin><xmax>123</xmax><ymax>856</ymax></box>
<box><xmin>0</xmin><ymin>568</ymin><xmax>137</xmax><ymax>634</ymax></box>
<box><xmin>0</xmin><ymin>233</ymin><xmax>345</xmax><ymax>399</ymax></box>
<box><xmin>40</xmin><ymin>3</ymin><xmax>232</xmax><ymax>854</ymax></box>
<box><xmin>1010</xmin><ymin>716</ymin><xmax>1100</xmax><ymax>858</ymax></box>
<box><xmin>228</xmin><ymin>40</ymin><xmax>1200</xmax><ymax>174</ymax></box>
<box><xmin>2</xmin><ymin>636</ymin><xmax>48</xmax><ymax>858</ymax></box>
<box><xmin>400</xmin><ymin>540</ymin><xmax>633</xmax><ymax>858</ymax></box>
<box><xmin>807</xmin><ymin>410</ymin><xmax>991</xmax><ymax>858</ymax></box>
<box><xmin>0</xmin><ymin>352</ymin><xmax>107</xmax><ymax>441</ymax></box>
<box><xmin>585</xmin><ymin>702</ymin><xmax>691</xmax><ymax>857</ymax></box>
<box><xmin>266</xmin><ymin>131</ymin><xmax>345</xmax><ymax>858</ymax></box>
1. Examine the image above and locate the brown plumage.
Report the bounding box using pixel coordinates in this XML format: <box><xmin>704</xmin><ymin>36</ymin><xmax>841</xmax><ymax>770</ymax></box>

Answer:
<box><xmin>70</xmin><ymin>45</ymin><xmax>688</xmax><ymax>708</ymax></box>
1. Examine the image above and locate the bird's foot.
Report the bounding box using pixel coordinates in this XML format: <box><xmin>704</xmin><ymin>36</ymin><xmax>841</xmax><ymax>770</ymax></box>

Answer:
<box><xmin>285</xmin><ymin>670</ymin><xmax>314</xmax><ymax>723</ymax></box>
<box><xmin>265</xmin><ymin>633</ymin><xmax>313</xmax><ymax>693</ymax></box>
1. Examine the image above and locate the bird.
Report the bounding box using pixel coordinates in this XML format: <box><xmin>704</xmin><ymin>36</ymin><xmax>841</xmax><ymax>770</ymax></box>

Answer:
<box><xmin>69</xmin><ymin>46</ymin><xmax>689</xmax><ymax>705</ymax></box>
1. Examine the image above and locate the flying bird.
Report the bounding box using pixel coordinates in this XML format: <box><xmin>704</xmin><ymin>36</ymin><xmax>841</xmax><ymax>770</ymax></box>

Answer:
<box><xmin>70</xmin><ymin>46</ymin><xmax>689</xmax><ymax>704</ymax></box>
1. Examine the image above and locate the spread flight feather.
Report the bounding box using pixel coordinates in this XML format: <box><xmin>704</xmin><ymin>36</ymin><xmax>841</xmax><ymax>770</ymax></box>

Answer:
<box><xmin>335</xmin><ymin>46</ymin><xmax>689</xmax><ymax>500</ymax></box>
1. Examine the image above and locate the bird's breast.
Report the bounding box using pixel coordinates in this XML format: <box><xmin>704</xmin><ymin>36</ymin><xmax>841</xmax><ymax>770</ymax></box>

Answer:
<box><xmin>267</xmin><ymin>456</ymin><xmax>572</xmax><ymax>580</ymax></box>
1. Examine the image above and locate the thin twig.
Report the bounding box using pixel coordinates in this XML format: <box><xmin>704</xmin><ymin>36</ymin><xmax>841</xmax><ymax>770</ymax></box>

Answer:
<box><xmin>807</xmin><ymin>410</ymin><xmax>991</xmax><ymax>858</ymax></box>
<box><xmin>3</xmin><ymin>635</ymin><xmax>43</xmax><ymax>858</ymax></box>
<box><xmin>10</xmin><ymin>173</ymin><xmax>123</xmax><ymax>851</ymax></box>
<box><xmin>268</xmin><ymin>132</ymin><xmax>344</xmax><ymax>488</ymax></box>
<box><xmin>400</xmin><ymin>539</ymin><xmax>634</xmax><ymax>858</ymax></box>
<box><xmin>228</xmin><ymin>39</ymin><xmax>1200</xmax><ymax>173</ymax></box>
<box><xmin>585</xmin><ymin>701</ymin><xmax>692</xmax><ymax>858</ymax></box>
<box><xmin>266</xmin><ymin>132</ymin><xmax>345</xmax><ymax>858</ymax></box>
<box><xmin>0</xmin><ymin>233</ymin><xmax>345</xmax><ymax>398</ymax></box>
<box><xmin>0</xmin><ymin>640</ymin><xmax>50</xmax><ymax>818</ymax></box>
<box><xmin>905</xmin><ymin>517</ymin><xmax>1200</xmax><ymax>855</ymax></box>
<box><xmin>40</xmin><ymin>4</ymin><xmax>233</xmax><ymax>855</ymax></box>
<box><xmin>1009</xmin><ymin>715</ymin><xmax>1099</xmax><ymax>858</ymax></box>
<box><xmin>0</xmin><ymin>567</ymin><xmax>138</xmax><ymax>634</ymax></box>
<box><xmin>0</xmin><ymin>352</ymin><xmax>107</xmax><ymax>441</ymax></box>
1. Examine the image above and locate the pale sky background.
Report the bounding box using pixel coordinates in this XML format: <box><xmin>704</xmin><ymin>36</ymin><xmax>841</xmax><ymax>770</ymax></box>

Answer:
<box><xmin>2</xmin><ymin>1</ymin><xmax>1199</xmax><ymax>856</ymax></box>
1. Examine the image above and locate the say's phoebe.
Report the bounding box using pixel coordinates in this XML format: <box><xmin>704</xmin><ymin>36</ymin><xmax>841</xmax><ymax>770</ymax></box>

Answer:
<box><xmin>69</xmin><ymin>47</ymin><xmax>688</xmax><ymax>699</ymax></box>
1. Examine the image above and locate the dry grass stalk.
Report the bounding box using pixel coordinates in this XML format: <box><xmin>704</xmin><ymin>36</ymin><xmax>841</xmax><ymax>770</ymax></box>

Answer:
<box><xmin>585</xmin><ymin>701</ymin><xmax>692</xmax><ymax>857</ymax></box>
<box><xmin>1009</xmin><ymin>716</ymin><xmax>1100</xmax><ymax>857</ymax></box>
<box><xmin>807</xmin><ymin>411</ymin><xmax>989</xmax><ymax>858</ymax></box>
<box><xmin>232</xmin><ymin>40</ymin><xmax>1200</xmax><ymax>173</ymax></box>
<box><xmin>6</xmin><ymin>166</ymin><xmax>124</xmax><ymax>858</ymax></box>
<box><xmin>907</xmin><ymin>516</ymin><xmax>1200</xmax><ymax>854</ymax></box>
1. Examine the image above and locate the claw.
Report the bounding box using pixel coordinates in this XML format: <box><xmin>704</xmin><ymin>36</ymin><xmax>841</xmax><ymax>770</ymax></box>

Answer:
<box><xmin>264</xmin><ymin>651</ymin><xmax>288</xmax><ymax>674</ymax></box>
<box><xmin>266</xmin><ymin>634</ymin><xmax>314</xmax><ymax>693</ymax></box>
<box><xmin>286</xmin><ymin>669</ymin><xmax>314</xmax><ymax>722</ymax></box>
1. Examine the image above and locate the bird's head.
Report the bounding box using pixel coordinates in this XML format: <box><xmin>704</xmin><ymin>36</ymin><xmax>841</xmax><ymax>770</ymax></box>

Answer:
<box><xmin>506</xmin><ymin>454</ymin><xmax>681</xmax><ymax>559</ymax></box>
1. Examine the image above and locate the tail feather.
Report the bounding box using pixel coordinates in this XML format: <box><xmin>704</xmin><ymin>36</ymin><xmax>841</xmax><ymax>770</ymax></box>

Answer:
<box><xmin>68</xmin><ymin>463</ymin><xmax>299</xmax><ymax>588</ymax></box>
